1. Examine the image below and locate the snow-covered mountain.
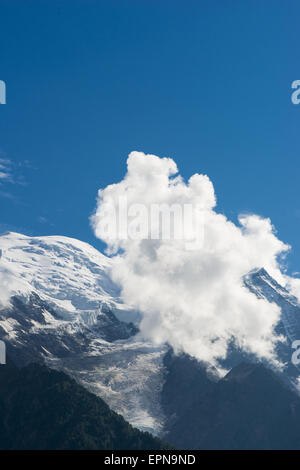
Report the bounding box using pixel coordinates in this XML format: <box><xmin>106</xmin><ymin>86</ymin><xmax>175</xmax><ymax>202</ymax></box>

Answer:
<box><xmin>1</xmin><ymin>231</ymin><xmax>300</xmax><ymax>436</ymax></box>
<box><xmin>0</xmin><ymin>232</ymin><xmax>166</xmax><ymax>434</ymax></box>
<box><xmin>245</xmin><ymin>267</ymin><xmax>300</xmax><ymax>344</ymax></box>
<box><xmin>0</xmin><ymin>232</ymin><xmax>134</xmax><ymax>322</ymax></box>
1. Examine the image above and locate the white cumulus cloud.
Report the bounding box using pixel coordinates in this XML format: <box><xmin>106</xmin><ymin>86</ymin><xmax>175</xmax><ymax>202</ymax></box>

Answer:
<box><xmin>91</xmin><ymin>151</ymin><xmax>291</xmax><ymax>368</ymax></box>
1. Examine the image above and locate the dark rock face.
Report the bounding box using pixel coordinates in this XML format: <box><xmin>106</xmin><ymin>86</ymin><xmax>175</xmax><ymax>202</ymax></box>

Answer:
<box><xmin>93</xmin><ymin>303</ymin><xmax>138</xmax><ymax>341</ymax></box>
<box><xmin>0</xmin><ymin>359</ymin><xmax>169</xmax><ymax>450</ymax></box>
<box><xmin>0</xmin><ymin>294</ymin><xmax>138</xmax><ymax>367</ymax></box>
<box><xmin>161</xmin><ymin>350</ymin><xmax>216</xmax><ymax>433</ymax></box>
<box><xmin>163</xmin><ymin>361</ymin><xmax>300</xmax><ymax>450</ymax></box>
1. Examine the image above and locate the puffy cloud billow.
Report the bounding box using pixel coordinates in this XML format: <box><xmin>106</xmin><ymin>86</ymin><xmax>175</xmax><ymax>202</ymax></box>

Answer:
<box><xmin>91</xmin><ymin>151</ymin><xmax>292</xmax><ymax>368</ymax></box>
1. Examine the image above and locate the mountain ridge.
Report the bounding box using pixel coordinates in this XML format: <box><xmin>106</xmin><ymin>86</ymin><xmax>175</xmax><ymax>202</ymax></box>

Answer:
<box><xmin>164</xmin><ymin>361</ymin><xmax>300</xmax><ymax>449</ymax></box>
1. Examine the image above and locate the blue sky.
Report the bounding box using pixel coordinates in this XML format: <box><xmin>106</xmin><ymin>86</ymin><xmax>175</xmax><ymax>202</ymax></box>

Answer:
<box><xmin>0</xmin><ymin>0</ymin><xmax>300</xmax><ymax>272</ymax></box>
